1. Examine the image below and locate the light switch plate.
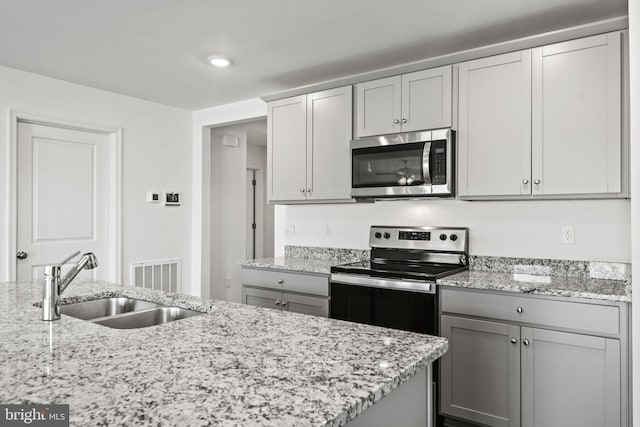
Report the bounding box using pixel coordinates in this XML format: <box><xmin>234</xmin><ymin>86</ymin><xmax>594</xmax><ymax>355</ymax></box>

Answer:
<box><xmin>146</xmin><ymin>192</ymin><xmax>160</xmax><ymax>203</ymax></box>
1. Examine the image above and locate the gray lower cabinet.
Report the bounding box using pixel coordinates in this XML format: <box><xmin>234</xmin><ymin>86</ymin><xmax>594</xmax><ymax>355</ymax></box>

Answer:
<box><xmin>242</xmin><ymin>285</ymin><xmax>329</xmax><ymax>317</ymax></box>
<box><xmin>520</xmin><ymin>327</ymin><xmax>621</xmax><ymax>427</ymax></box>
<box><xmin>240</xmin><ymin>267</ymin><xmax>330</xmax><ymax>317</ymax></box>
<box><xmin>440</xmin><ymin>288</ymin><xmax>629</xmax><ymax>427</ymax></box>
<box><xmin>440</xmin><ymin>315</ymin><xmax>520</xmax><ymax>427</ymax></box>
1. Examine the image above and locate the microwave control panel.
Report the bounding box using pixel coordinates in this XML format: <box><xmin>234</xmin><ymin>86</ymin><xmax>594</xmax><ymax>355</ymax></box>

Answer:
<box><xmin>431</xmin><ymin>140</ymin><xmax>447</xmax><ymax>185</ymax></box>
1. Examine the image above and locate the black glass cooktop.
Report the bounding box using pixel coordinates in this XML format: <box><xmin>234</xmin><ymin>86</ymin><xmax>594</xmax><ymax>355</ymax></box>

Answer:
<box><xmin>331</xmin><ymin>259</ymin><xmax>467</xmax><ymax>281</ymax></box>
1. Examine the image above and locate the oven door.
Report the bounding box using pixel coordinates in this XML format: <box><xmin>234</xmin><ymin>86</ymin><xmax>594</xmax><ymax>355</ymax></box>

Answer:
<box><xmin>329</xmin><ymin>275</ymin><xmax>437</xmax><ymax>335</ymax></box>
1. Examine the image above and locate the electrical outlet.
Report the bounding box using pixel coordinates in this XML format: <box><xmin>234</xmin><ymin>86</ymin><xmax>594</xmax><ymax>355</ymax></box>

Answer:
<box><xmin>561</xmin><ymin>225</ymin><xmax>575</xmax><ymax>244</ymax></box>
<box><xmin>284</xmin><ymin>223</ymin><xmax>295</xmax><ymax>236</ymax></box>
<box><xmin>225</xmin><ymin>276</ymin><xmax>232</xmax><ymax>288</ymax></box>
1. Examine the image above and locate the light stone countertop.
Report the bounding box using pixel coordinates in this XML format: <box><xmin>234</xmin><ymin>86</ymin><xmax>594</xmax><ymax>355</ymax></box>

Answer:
<box><xmin>240</xmin><ymin>257</ymin><xmax>338</xmax><ymax>275</ymax></box>
<box><xmin>438</xmin><ymin>270</ymin><xmax>631</xmax><ymax>302</ymax></box>
<box><xmin>0</xmin><ymin>279</ymin><xmax>447</xmax><ymax>426</ymax></box>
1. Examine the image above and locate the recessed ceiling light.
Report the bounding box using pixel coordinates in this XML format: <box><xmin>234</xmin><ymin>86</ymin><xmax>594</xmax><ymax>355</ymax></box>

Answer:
<box><xmin>208</xmin><ymin>55</ymin><xmax>231</xmax><ymax>67</ymax></box>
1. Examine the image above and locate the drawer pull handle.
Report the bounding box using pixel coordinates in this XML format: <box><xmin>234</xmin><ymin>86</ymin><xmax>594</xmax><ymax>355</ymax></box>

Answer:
<box><xmin>523</xmin><ymin>339</ymin><xmax>530</xmax><ymax>346</ymax></box>
<box><xmin>516</xmin><ymin>306</ymin><xmax>523</xmax><ymax>314</ymax></box>
<box><xmin>510</xmin><ymin>338</ymin><xmax>518</xmax><ymax>344</ymax></box>
<box><xmin>277</xmin><ymin>280</ymin><xmax>284</xmax><ymax>284</ymax></box>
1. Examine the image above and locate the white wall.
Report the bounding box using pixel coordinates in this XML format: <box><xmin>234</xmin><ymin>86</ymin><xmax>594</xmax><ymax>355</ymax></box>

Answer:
<box><xmin>210</xmin><ymin>125</ymin><xmax>248</xmax><ymax>302</ymax></box>
<box><xmin>280</xmin><ymin>199</ymin><xmax>630</xmax><ymax>262</ymax></box>
<box><xmin>628</xmin><ymin>0</ymin><xmax>639</xmax><ymax>422</ymax></box>
<box><xmin>0</xmin><ymin>66</ymin><xmax>193</xmax><ymax>288</ymax></box>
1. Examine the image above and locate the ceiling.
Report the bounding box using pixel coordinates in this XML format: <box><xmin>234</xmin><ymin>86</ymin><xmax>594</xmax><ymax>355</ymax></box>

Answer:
<box><xmin>0</xmin><ymin>0</ymin><xmax>628</xmax><ymax>111</ymax></box>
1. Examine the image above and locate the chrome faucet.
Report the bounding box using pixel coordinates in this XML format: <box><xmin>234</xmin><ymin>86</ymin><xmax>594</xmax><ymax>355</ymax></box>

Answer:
<box><xmin>43</xmin><ymin>251</ymin><xmax>98</xmax><ymax>321</ymax></box>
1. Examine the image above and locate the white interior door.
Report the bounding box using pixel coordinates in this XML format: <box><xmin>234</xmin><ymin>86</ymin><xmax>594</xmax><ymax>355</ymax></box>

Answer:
<box><xmin>17</xmin><ymin>121</ymin><xmax>109</xmax><ymax>281</ymax></box>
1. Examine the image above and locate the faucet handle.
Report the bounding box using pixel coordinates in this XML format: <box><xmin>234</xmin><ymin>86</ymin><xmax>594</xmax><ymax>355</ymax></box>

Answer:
<box><xmin>58</xmin><ymin>250</ymin><xmax>81</xmax><ymax>266</ymax></box>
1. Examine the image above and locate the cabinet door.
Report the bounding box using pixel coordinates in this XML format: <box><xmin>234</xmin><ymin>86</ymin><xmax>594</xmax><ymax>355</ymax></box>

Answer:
<box><xmin>283</xmin><ymin>293</ymin><xmax>329</xmax><ymax>317</ymax></box>
<box><xmin>267</xmin><ymin>95</ymin><xmax>307</xmax><ymax>201</ymax></box>
<box><xmin>458</xmin><ymin>51</ymin><xmax>532</xmax><ymax>197</ymax></box>
<box><xmin>401</xmin><ymin>66</ymin><xmax>452</xmax><ymax>132</ymax></box>
<box><xmin>440</xmin><ymin>315</ymin><xmax>520</xmax><ymax>427</ymax></box>
<box><xmin>306</xmin><ymin>86</ymin><xmax>353</xmax><ymax>201</ymax></box>
<box><xmin>531</xmin><ymin>33</ymin><xmax>622</xmax><ymax>195</ymax></box>
<box><xmin>242</xmin><ymin>286</ymin><xmax>282</xmax><ymax>311</ymax></box>
<box><xmin>521</xmin><ymin>327</ymin><xmax>621</xmax><ymax>427</ymax></box>
<box><xmin>356</xmin><ymin>76</ymin><xmax>402</xmax><ymax>137</ymax></box>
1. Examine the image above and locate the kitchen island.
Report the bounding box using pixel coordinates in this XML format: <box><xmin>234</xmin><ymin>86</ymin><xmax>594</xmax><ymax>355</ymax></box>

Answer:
<box><xmin>0</xmin><ymin>279</ymin><xmax>446</xmax><ymax>426</ymax></box>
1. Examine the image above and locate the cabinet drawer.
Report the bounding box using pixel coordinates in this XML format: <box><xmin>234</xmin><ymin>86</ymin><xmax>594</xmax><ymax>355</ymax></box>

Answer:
<box><xmin>241</xmin><ymin>268</ymin><xmax>329</xmax><ymax>297</ymax></box>
<box><xmin>441</xmin><ymin>288</ymin><xmax>620</xmax><ymax>336</ymax></box>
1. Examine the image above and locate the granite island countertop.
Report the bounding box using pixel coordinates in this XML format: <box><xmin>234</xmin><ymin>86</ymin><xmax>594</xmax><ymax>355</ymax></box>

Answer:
<box><xmin>0</xmin><ymin>279</ymin><xmax>447</xmax><ymax>426</ymax></box>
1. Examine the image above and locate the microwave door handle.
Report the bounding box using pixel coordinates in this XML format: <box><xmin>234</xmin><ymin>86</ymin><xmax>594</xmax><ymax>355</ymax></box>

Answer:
<box><xmin>422</xmin><ymin>141</ymin><xmax>432</xmax><ymax>185</ymax></box>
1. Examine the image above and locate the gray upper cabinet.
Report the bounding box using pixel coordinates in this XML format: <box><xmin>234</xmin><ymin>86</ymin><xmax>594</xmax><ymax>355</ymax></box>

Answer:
<box><xmin>458</xmin><ymin>51</ymin><xmax>532</xmax><ymax>197</ymax></box>
<box><xmin>356</xmin><ymin>66</ymin><xmax>452</xmax><ymax>138</ymax></box>
<box><xmin>267</xmin><ymin>95</ymin><xmax>308</xmax><ymax>201</ymax></box>
<box><xmin>356</xmin><ymin>76</ymin><xmax>401</xmax><ymax>137</ymax></box>
<box><xmin>458</xmin><ymin>31</ymin><xmax>625</xmax><ymax>199</ymax></box>
<box><xmin>267</xmin><ymin>86</ymin><xmax>352</xmax><ymax>203</ymax></box>
<box><xmin>306</xmin><ymin>86</ymin><xmax>353</xmax><ymax>201</ymax></box>
<box><xmin>531</xmin><ymin>33</ymin><xmax>622</xmax><ymax>196</ymax></box>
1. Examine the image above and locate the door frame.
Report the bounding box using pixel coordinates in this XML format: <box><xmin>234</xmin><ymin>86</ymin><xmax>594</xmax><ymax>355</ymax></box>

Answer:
<box><xmin>7</xmin><ymin>110</ymin><xmax>122</xmax><ymax>282</ymax></box>
<box><xmin>191</xmin><ymin>99</ymin><xmax>267</xmax><ymax>298</ymax></box>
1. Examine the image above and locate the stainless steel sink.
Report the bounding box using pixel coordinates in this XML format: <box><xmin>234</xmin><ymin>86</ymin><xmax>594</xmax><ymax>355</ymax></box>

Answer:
<box><xmin>60</xmin><ymin>297</ymin><xmax>204</xmax><ymax>329</ymax></box>
<box><xmin>61</xmin><ymin>297</ymin><xmax>160</xmax><ymax>320</ymax></box>
<box><xmin>93</xmin><ymin>307</ymin><xmax>204</xmax><ymax>329</ymax></box>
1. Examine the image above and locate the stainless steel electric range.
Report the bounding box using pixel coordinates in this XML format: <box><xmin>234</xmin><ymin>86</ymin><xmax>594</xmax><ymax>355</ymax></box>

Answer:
<box><xmin>330</xmin><ymin>225</ymin><xmax>468</xmax><ymax>427</ymax></box>
<box><xmin>330</xmin><ymin>225</ymin><xmax>468</xmax><ymax>333</ymax></box>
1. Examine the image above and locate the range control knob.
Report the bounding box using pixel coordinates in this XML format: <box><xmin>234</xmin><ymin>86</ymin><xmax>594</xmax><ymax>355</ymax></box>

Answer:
<box><xmin>383</xmin><ymin>232</ymin><xmax>391</xmax><ymax>239</ymax></box>
<box><xmin>449</xmin><ymin>234</ymin><xmax>458</xmax><ymax>241</ymax></box>
<box><xmin>374</xmin><ymin>232</ymin><xmax>382</xmax><ymax>239</ymax></box>
<box><xmin>439</xmin><ymin>233</ymin><xmax>447</xmax><ymax>241</ymax></box>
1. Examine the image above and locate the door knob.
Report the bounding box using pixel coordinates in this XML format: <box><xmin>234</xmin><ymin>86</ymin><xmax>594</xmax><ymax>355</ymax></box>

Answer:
<box><xmin>401</xmin><ymin>118</ymin><xmax>407</xmax><ymax>124</ymax></box>
<box><xmin>522</xmin><ymin>179</ymin><xmax>529</xmax><ymax>185</ymax></box>
<box><xmin>16</xmin><ymin>251</ymin><xmax>28</xmax><ymax>260</ymax></box>
<box><xmin>523</xmin><ymin>339</ymin><xmax>530</xmax><ymax>346</ymax></box>
<box><xmin>393</xmin><ymin>119</ymin><xmax>400</xmax><ymax>124</ymax></box>
<box><xmin>533</xmin><ymin>179</ymin><xmax>541</xmax><ymax>185</ymax></box>
<box><xmin>510</xmin><ymin>338</ymin><xmax>518</xmax><ymax>344</ymax></box>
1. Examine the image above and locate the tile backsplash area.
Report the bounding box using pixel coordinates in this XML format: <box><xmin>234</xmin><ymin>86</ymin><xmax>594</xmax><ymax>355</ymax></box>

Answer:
<box><xmin>470</xmin><ymin>256</ymin><xmax>630</xmax><ymax>281</ymax></box>
<box><xmin>284</xmin><ymin>246</ymin><xmax>369</xmax><ymax>263</ymax></box>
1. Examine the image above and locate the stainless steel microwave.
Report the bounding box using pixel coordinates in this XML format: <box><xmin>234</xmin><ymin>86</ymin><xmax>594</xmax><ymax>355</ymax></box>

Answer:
<box><xmin>350</xmin><ymin>129</ymin><xmax>455</xmax><ymax>198</ymax></box>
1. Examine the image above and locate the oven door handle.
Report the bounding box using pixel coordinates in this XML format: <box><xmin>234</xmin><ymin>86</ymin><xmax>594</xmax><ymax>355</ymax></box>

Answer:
<box><xmin>422</xmin><ymin>141</ymin><xmax>432</xmax><ymax>185</ymax></box>
<box><xmin>330</xmin><ymin>273</ymin><xmax>435</xmax><ymax>294</ymax></box>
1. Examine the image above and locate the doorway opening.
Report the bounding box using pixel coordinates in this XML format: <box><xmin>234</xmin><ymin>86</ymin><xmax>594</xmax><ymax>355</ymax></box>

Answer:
<box><xmin>209</xmin><ymin>118</ymin><xmax>273</xmax><ymax>302</ymax></box>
